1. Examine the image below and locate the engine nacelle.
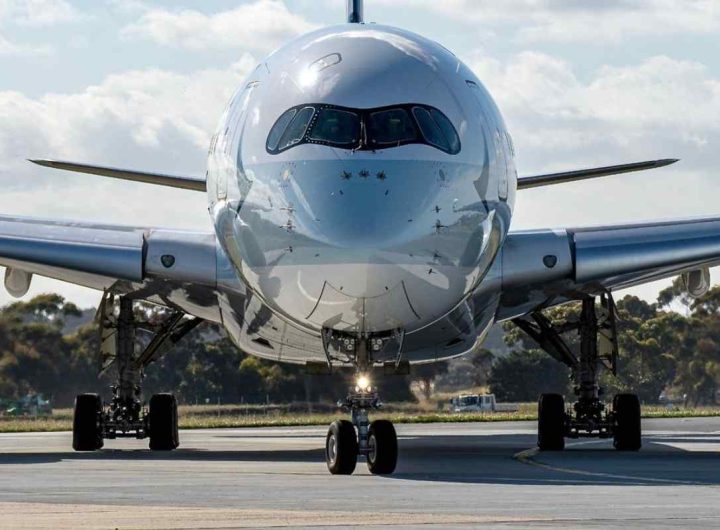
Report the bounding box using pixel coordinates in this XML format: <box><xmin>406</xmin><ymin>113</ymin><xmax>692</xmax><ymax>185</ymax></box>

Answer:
<box><xmin>4</xmin><ymin>267</ymin><xmax>33</xmax><ymax>298</ymax></box>
<box><xmin>681</xmin><ymin>267</ymin><xmax>711</xmax><ymax>298</ymax></box>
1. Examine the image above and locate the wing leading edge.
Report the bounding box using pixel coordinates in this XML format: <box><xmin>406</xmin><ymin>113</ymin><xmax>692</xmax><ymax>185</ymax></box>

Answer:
<box><xmin>499</xmin><ymin>216</ymin><xmax>720</xmax><ymax>320</ymax></box>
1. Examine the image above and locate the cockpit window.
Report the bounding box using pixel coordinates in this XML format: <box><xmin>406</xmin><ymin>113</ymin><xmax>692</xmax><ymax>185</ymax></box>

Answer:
<box><xmin>266</xmin><ymin>108</ymin><xmax>297</xmax><ymax>151</ymax></box>
<box><xmin>430</xmin><ymin>109</ymin><xmax>461</xmax><ymax>154</ymax></box>
<box><xmin>412</xmin><ymin>107</ymin><xmax>461</xmax><ymax>155</ymax></box>
<box><xmin>266</xmin><ymin>103</ymin><xmax>460</xmax><ymax>155</ymax></box>
<box><xmin>412</xmin><ymin>107</ymin><xmax>447</xmax><ymax>151</ymax></box>
<box><xmin>368</xmin><ymin>108</ymin><xmax>418</xmax><ymax>146</ymax></box>
<box><xmin>308</xmin><ymin>108</ymin><xmax>360</xmax><ymax>146</ymax></box>
<box><xmin>277</xmin><ymin>106</ymin><xmax>314</xmax><ymax>151</ymax></box>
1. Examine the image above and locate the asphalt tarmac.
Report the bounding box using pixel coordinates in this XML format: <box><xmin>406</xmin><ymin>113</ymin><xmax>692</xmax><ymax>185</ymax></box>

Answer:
<box><xmin>0</xmin><ymin>417</ymin><xmax>719</xmax><ymax>529</ymax></box>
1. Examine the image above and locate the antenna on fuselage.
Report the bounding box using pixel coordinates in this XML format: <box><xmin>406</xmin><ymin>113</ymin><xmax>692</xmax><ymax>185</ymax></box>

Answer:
<box><xmin>347</xmin><ymin>0</ymin><xmax>364</xmax><ymax>23</ymax></box>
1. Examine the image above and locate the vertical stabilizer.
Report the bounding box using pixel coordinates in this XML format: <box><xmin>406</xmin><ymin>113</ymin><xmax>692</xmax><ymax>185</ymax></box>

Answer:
<box><xmin>347</xmin><ymin>0</ymin><xmax>364</xmax><ymax>23</ymax></box>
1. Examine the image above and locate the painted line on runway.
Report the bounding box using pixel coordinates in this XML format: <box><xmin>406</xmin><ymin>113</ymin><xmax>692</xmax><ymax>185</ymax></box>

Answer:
<box><xmin>514</xmin><ymin>441</ymin><xmax>715</xmax><ymax>486</ymax></box>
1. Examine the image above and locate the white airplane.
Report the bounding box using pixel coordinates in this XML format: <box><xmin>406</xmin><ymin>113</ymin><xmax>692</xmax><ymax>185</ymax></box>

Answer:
<box><xmin>5</xmin><ymin>0</ymin><xmax>715</xmax><ymax>474</ymax></box>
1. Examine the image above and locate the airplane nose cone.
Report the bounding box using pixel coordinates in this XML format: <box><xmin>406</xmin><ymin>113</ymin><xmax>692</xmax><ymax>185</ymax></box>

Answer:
<box><xmin>238</xmin><ymin>159</ymin><xmax>499</xmax><ymax>334</ymax></box>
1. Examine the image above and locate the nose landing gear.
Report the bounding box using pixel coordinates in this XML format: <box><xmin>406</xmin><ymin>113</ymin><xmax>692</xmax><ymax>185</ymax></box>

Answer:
<box><xmin>325</xmin><ymin>382</ymin><xmax>398</xmax><ymax>475</ymax></box>
<box><xmin>321</xmin><ymin>330</ymin><xmax>402</xmax><ymax>475</ymax></box>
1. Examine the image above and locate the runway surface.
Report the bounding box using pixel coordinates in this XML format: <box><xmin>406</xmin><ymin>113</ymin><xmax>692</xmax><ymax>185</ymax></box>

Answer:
<box><xmin>0</xmin><ymin>417</ymin><xmax>719</xmax><ymax>529</ymax></box>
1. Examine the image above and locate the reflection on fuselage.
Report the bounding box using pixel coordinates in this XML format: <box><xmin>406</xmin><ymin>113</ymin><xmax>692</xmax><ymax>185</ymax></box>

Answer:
<box><xmin>207</xmin><ymin>23</ymin><xmax>517</xmax><ymax>364</ymax></box>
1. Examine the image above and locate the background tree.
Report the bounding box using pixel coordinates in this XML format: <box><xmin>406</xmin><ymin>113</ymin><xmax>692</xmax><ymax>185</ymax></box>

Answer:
<box><xmin>488</xmin><ymin>349</ymin><xmax>571</xmax><ymax>401</ymax></box>
<box><xmin>411</xmin><ymin>362</ymin><xmax>449</xmax><ymax>401</ymax></box>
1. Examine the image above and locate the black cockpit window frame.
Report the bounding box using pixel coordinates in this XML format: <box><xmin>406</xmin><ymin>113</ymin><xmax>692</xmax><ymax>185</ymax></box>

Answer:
<box><xmin>266</xmin><ymin>103</ymin><xmax>461</xmax><ymax>155</ymax></box>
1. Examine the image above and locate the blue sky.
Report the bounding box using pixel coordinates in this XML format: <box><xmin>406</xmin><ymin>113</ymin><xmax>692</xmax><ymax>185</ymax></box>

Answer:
<box><xmin>0</xmin><ymin>0</ymin><xmax>718</xmax><ymax>307</ymax></box>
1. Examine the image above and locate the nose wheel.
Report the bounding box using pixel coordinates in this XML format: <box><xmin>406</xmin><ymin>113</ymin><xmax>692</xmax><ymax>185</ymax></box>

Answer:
<box><xmin>326</xmin><ymin>420</ymin><xmax>358</xmax><ymax>474</ymax></box>
<box><xmin>325</xmin><ymin>379</ymin><xmax>398</xmax><ymax>475</ymax></box>
<box><xmin>367</xmin><ymin>419</ymin><xmax>398</xmax><ymax>474</ymax></box>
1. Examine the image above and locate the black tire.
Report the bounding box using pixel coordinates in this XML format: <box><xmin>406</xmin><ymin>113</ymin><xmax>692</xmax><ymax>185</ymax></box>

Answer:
<box><xmin>538</xmin><ymin>393</ymin><xmax>565</xmax><ymax>451</ymax></box>
<box><xmin>326</xmin><ymin>420</ymin><xmax>358</xmax><ymax>475</ymax></box>
<box><xmin>613</xmin><ymin>393</ymin><xmax>641</xmax><ymax>451</ymax></box>
<box><xmin>73</xmin><ymin>393</ymin><xmax>103</xmax><ymax>451</ymax></box>
<box><xmin>367</xmin><ymin>420</ymin><xmax>398</xmax><ymax>475</ymax></box>
<box><xmin>149</xmin><ymin>393</ymin><xmax>179</xmax><ymax>451</ymax></box>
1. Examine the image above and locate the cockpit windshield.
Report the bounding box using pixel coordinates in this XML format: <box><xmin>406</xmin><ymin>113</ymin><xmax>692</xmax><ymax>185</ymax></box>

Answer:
<box><xmin>308</xmin><ymin>108</ymin><xmax>361</xmax><ymax>147</ymax></box>
<box><xmin>266</xmin><ymin>103</ymin><xmax>460</xmax><ymax>155</ymax></box>
<box><xmin>367</xmin><ymin>108</ymin><xmax>418</xmax><ymax>146</ymax></box>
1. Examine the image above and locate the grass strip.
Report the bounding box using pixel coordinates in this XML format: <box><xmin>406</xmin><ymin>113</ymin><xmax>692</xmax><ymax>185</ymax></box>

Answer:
<box><xmin>0</xmin><ymin>405</ymin><xmax>719</xmax><ymax>433</ymax></box>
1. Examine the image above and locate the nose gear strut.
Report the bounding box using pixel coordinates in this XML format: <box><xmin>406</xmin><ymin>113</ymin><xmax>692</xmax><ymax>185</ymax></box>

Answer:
<box><xmin>513</xmin><ymin>294</ymin><xmax>641</xmax><ymax>451</ymax></box>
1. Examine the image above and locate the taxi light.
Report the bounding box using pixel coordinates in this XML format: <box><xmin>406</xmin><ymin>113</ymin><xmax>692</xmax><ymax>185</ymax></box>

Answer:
<box><xmin>356</xmin><ymin>375</ymin><xmax>371</xmax><ymax>392</ymax></box>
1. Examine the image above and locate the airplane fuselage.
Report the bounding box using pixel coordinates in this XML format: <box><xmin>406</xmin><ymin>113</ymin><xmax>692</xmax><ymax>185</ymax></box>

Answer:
<box><xmin>207</xmin><ymin>24</ymin><xmax>517</xmax><ymax>365</ymax></box>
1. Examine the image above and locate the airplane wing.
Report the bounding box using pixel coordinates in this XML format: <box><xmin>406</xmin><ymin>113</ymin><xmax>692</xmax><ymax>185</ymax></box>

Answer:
<box><xmin>498</xmin><ymin>216</ymin><xmax>720</xmax><ymax>320</ymax></box>
<box><xmin>0</xmin><ymin>214</ymin><xmax>221</xmax><ymax>319</ymax></box>
<box><xmin>29</xmin><ymin>159</ymin><xmax>206</xmax><ymax>192</ymax></box>
<box><xmin>517</xmin><ymin>159</ymin><xmax>677</xmax><ymax>190</ymax></box>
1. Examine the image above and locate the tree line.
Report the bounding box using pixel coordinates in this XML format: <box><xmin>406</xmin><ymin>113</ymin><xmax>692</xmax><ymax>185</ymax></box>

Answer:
<box><xmin>1</xmin><ymin>280</ymin><xmax>720</xmax><ymax>408</ymax></box>
<box><xmin>0</xmin><ymin>294</ymin><xmax>415</xmax><ymax>408</ymax></box>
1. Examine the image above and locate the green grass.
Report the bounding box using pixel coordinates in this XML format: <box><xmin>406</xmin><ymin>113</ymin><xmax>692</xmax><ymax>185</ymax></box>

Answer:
<box><xmin>1</xmin><ymin>403</ymin><xmax>719</xmax><ymax>433</ymax></box>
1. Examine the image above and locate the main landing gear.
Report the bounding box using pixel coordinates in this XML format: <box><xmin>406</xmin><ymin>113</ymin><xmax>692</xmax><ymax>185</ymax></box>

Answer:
<box><xmin>72</xmin><ymin>295</ymin><xmax>199</xmax><ymax>452</ymax></box>
<box><xmin>322</xmin><ymin>333</ymin><xmax>400</xmax><ymax>475</ymax></box>
<box><xmin>514</xmin><ymin>294</ymin><xmax>641</xmax><ymax>452</ymax></box>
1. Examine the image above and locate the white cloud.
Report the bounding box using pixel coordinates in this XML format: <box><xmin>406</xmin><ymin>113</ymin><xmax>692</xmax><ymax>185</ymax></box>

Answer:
<box><xmin>0</xmin><ymin>54</ymin><xmax>255</xmax><ymax>168</ymax></box>
<box><xmin>468</xmin><ymin>51</ymin><xmax>720</xmax><ymax>173</ymax></box>
<box><xmin>0</xmin><ymin>31</ymin><xmax>50</xmax><ymax>55</ymax></box>
<box><xmin>373</xmin><ymin>0</ymin><xmax>720</xmax><ymax>43</ymax></box>
<box><xmin>0</xmin><ymin>0</ymin><xmax>84</xmax><ymax>27</ymax></box>
<box><xmin>121</xmin><ymin>0</ymin><xmax>317</xmax><ymax>51</ymax></box>
<box><xmin>106</xmin><ymin>0</ymin><xmax>150</xmax><ymax>15</ymax></box>
<box><xmin>0</xmin><ymin>0</ymin><xmax>84</xmax><ymax>56</ymax></box>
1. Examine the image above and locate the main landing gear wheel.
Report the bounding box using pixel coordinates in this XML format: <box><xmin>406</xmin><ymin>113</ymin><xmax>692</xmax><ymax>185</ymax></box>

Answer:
<box><xmin>613</xmin><ymin>393</ymin><xmax>641</xmax><ymax>451</ymax></box>
<box><xmin>538</xmin><ymin>393</ymin><xmax>565</xmax><ymax>451</ymax></box>
<box><xmin>367</xmin><ymin>419</ymin><xmax>398</xmax><ymax>474</ymax></box>
<box><xmin>148</xmin><ymin>393</ymin><xmax>179</xmax><ymax>451</ymax></box>
<box><xmin>72</xmin><ymin>393</ymin><xmax>104</xmax><ymax>451</ymax></box>
<box><xmin>326</xmin><ymin>420</ymin><xmax>358</xmax><ymax>475</ymax></box>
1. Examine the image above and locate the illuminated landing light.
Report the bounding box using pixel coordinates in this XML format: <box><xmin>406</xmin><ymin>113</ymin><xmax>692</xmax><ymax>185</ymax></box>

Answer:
<box><xmin>355</xmin><ymin>374</ymin><xmax>372</xmax><ymax>393</ymax></box>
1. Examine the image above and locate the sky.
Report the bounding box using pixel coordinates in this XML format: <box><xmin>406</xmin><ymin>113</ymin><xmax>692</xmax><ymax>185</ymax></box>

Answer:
<box><xmin>0</xmin><ymin>0</ymin><xmax>718</xmax><ymax>309</ymax></box>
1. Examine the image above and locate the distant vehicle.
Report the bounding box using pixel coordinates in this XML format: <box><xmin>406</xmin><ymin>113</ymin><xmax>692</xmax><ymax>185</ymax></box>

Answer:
<box><xmin>3</xmin><ymin>394</ymin><xmax>52</xmax><ymax>417</ymax></box>
<box><xmin>449</xmin><ymin>394</ymin><xmax>516</xmax><ymax>413</ymax></box>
